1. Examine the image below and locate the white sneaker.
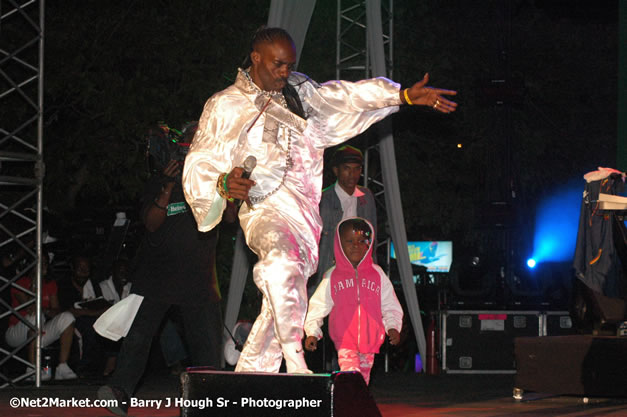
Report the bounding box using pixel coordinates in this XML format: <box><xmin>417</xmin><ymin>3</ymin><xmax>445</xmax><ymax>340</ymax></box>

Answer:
<box><xmin>54</xmin><ymin>363</ymin><xmax>78</xmax><ymax>380</ymax></box>
<box><xmin>283</xmin><ymin>343</ymin><xmax>312</xmax><ymax>374</ymax></box>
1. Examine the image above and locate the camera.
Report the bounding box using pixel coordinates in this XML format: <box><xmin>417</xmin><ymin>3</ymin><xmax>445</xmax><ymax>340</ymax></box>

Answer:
<box><xmin>146</xmin><ymin>122</ymin><xmax>195</xmax><ymax>174</ymax></box>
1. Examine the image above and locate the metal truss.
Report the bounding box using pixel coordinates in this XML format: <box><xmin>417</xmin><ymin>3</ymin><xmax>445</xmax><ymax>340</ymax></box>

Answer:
<box><xmin>336</xmin><ymin>0</ymin><xmax>393</xmax><ymax>80</ymax></box>
<box><xmin>0</xmin><ymin>0</ymin><xmax>45</xmax><ymax>388</ymax></box>
<box><xmin>336</xmin><ymin>0</ymin><xmax>394</xmax><ymax>273</ymax></box>
<box><xmin>336</xmin><ymin>0</ymin><xmax>428</xmax><ymax>367</ymax></box>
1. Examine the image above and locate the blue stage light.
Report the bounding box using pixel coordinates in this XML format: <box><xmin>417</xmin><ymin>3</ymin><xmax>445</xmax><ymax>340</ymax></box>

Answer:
<box><xmin>531</xmin><ymin>182</ymin><xmax>581</xmax><ymax>264</ymax></box>
<box><xmin>527</xmin><ymin>258</ymin><xmax>536</xmax><ymax>268</ymax></box>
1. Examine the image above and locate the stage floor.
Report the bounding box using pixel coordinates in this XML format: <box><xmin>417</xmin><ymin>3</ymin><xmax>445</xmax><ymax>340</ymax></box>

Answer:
<box><xmin>1</xmin><ymin>370</ymin><xmax>626</xmax><ymax>416</ymax></box>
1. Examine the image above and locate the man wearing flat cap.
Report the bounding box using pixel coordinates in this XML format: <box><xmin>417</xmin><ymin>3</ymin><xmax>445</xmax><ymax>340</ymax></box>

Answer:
<box><xmin>310</xmin><ymin>145</ymin><xmax>377</xmax><ymax>297</ymax></box>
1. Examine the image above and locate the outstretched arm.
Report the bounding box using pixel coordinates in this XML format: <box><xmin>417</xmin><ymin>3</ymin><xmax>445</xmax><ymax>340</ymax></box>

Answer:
<box><xmin>400</xmin><ymin>73</ymin><xmax>457</xmax><ymax>113</ymax></box>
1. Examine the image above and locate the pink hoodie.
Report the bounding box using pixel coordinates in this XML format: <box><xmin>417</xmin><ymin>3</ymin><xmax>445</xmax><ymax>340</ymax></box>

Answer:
<box><xmin>329</xmin><ymin>218</ymin><xmax>386</xmax><ymax>353</ymax></box>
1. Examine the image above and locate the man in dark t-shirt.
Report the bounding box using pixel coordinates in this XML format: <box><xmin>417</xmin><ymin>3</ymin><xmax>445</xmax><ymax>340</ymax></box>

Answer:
<box><xmin>99</xmin><ymin>158</ymin><xmax>226</xmax><ymax>414</ymax></box>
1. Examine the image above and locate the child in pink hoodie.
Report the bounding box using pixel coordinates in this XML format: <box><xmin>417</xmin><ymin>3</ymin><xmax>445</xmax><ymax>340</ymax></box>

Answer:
<box><xmin>304</xmin><ymin>217</ymin><xmax>403</xmax><ymax>385</ymax></box>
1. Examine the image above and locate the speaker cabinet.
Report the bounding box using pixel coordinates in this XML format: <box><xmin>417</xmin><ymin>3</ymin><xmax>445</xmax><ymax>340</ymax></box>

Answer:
<box><xmin>515</xmin><ymin>335</ymin><xmax>627</xmax><ymax>397</ymax></box>
<box><xmin>181</xmin><ymin>369</ymin><xmax>381</xmax><ymax>417</ymax></box>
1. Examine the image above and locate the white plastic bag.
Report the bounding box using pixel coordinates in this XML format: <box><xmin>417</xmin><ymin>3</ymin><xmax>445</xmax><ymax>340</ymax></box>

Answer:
<box><xmin>93</xmin><ymin>294</ymin><xmax>144</xmax><ymax>341</ymax></box>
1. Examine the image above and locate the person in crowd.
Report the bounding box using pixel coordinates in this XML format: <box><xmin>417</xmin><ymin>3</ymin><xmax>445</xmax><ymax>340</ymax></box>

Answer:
<box><xmin>98</xmin><ymin>155</ymin><xmax>229</xmax><ymax>416</ymax></box>
<box><xmin>98</xmin><ymin>258</ymin><xmax>132</xmax><ymax>377</ymax></box>
<box><xmin>57</xmin><ymin>254</ymin><xmax>111</xmax><ymax>376</ymax></box>
<box><xmin>311</xmin><ymin>145</ymin><xmax>377</xmax><ymax>297</ymax></box>
<box><xmin>99</xmin><ymin>258</ymin><xmax>132</xmax><ymax>304</ymax></box>
<box><xmin>5</xmin><ymin>251</ymin><xmax>78</xmax><ymax>380</ymax></box>
<box><xmin>1</xmin><ymin>238</ymin><xmax>34</xmax><ymax>276</ymax></box>
<box><xmin>182</xmin><ymin>27</ymin><xmax>456</xmax><ymax>374</ymax></box>
<box><xmin>304</xmin><ymin>218</ymin><xmax>403</xmax><ymax>385</ymax></box>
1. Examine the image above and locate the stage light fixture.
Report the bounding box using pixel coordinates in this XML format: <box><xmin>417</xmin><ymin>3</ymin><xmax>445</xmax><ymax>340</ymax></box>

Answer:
<box><xmin>526</xmin><ymin>258</ymin><xmax>536</xmax><ymax>268</ymax></box>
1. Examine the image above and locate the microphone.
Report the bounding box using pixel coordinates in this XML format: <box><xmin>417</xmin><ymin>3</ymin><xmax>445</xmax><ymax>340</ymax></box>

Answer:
<box><xmin>235</xmin><ymin>155</ymin><xmax>256</xmax><ymax>207</ymax></box>
<box><xmin>241</xmin><ymin>155</ymin><xmax>256</xmax><ymax>180</ymax></box>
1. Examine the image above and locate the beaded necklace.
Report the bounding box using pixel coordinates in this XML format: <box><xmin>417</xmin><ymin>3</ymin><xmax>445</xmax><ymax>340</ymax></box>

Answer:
<box><xmin>240</xmin><ymin>69</ymin><xmax>287</xmax><ymax>107</ymax></box>
<box><xmin>240</xmin><ymin>69</ymin><xmax>294</xmax><ymax>206</ymax></box>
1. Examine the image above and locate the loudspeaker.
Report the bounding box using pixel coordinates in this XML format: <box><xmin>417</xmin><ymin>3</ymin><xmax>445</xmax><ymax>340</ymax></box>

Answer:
<box><xmin>514</xmin><ymin>335</ymin><xmax>627</xmax><ymax>397</ymax></box>
<box><xmin>588</xmin><ymin>289</ymin><xmax>626</xmax><ymax>323</ymax></box>
<box><xmin>180</xmin><ymin>369</ymin><xmax>381</xmax><ymax>417</ymax></box>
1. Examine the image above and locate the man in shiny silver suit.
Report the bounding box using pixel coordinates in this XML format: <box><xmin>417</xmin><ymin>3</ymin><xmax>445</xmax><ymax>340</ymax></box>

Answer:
<box><xmin>183</xmin><ymin>27</ymin><xmax>457</xmax><ymax>374</ymax></box>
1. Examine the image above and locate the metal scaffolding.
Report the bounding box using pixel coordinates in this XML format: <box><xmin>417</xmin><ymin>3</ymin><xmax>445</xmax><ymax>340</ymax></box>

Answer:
<box><xmin>336</xmin><ymin>0</ymin><xmax>427</xmax><ymax>368</ymax></box>
<box><xmin>0</xmin><ymin>0</ymin><xmax>46</xmax><ymax>387</ymax></box>
<box><xmin>336</xmin><ymin>0</ymin><xmax>394</xmax><ymax>263</ymax></box>
<box><xmin>336</xmin><ymin>0</ymin><xmax>393</xmax><ymax>80</ymax></box>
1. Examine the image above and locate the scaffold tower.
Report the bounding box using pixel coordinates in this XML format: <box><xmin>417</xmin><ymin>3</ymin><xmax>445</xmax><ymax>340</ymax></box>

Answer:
<box><xmin>336</xmin><ymin>0</ymin><xmax>427</xmax><ymax>368</ymax></box>
<box><xmin>0</xmin><ymin>0</ymin><xmax>46</xmax><ymax>387</ymax></box>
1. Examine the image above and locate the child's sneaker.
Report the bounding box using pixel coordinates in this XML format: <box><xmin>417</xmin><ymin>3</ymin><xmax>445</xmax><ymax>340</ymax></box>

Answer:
<box><xmin>54</xmin><ymin>362</ymin><xmax>78</xmax><ymax>380</ymax></box>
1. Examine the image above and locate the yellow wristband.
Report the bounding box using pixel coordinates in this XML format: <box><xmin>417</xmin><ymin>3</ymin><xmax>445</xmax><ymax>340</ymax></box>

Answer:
<box><xmin>403</xmin><ymin>88</ymin><xmax>413</xmax><ymax>105</ymax></box>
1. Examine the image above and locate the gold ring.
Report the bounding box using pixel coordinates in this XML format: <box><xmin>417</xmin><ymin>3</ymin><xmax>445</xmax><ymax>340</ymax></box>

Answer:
<box><xmin>433</xmin><ymin>100</ymin><xmax>439</xmax><ymax>109</ymax></box>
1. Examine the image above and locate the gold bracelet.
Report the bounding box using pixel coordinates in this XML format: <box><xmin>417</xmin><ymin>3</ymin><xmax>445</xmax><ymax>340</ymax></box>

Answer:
<box><xmin>217</xmin><ymin>173</ymin><xmax>230</xmax><ymax>200</ymax></box>
<box><xmin>403</xmin><ymin>88</ymin><xmax>414</xmax><ymax>105</ymax></box>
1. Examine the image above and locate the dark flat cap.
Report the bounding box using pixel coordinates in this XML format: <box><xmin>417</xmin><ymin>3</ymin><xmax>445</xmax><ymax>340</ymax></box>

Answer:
<box><xmin>332</xmin><ymin>145</ymin><xmax>363</xmax><ymax>166</ymax></box>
